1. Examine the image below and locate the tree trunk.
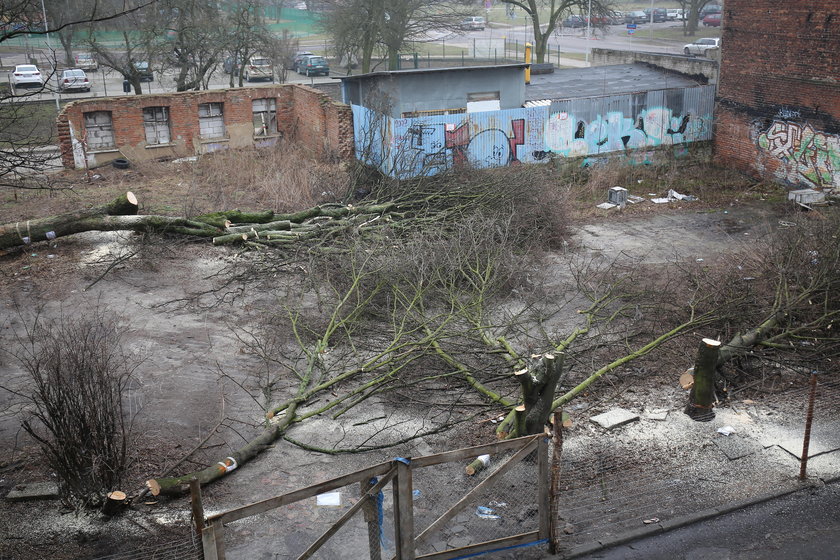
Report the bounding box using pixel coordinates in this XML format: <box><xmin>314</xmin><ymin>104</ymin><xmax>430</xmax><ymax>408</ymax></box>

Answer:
<box><xmin>0</xmin><ymin>192</ymin><xmax>139</xmax><ymax>250</ymax></box>
<box><xmin>685</xmin><ymin>337</ymin><xmax>720</xmax><ymax>421</ymax></box>
<box><xmin>500</xmin><ymin>353</ymin><xmax>564</xmax><ymax>438</ymax></box>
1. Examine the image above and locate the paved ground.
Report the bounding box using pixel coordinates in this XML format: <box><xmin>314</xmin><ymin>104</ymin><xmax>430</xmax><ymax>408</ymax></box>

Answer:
<box><xmin>571</xmin><ymin>479</ymin><xmax>840</xmax><ymax>560</ymax></box>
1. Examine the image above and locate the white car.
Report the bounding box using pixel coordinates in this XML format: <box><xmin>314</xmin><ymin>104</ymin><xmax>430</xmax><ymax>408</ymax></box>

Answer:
<box><xmin>10</xmin><ymin>64</ymin><xmax>43</xmax><ymax>88</ymax></box>
<box><xmin>459</xmin><ymin>16</ymin><xmax>485</xmax><ymax>31</ymax></box>
<box><xmin>683</xmin><ymin>37</ymin><xmax>721</xmax><ymax>56</ymax></box>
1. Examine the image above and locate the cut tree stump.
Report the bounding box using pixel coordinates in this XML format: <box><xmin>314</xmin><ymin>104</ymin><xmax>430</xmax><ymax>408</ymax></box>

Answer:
<box><xmin>102</xmin><ymin>490</ymin><xmax>128</xmax><ymax>516</ymax></box>
<box><xmin>685</xmin><ymin>338</ymin><xmax>721</xmax><ymax>421</ymax></box>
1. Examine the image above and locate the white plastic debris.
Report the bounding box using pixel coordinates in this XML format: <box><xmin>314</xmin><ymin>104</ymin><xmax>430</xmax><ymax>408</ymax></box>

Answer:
<box><xmin>717</xmin><ymin>426</ymin><xmax>735</xmax><ymax>436</ymax></box>
<box><xmin>316</xmin><ymin>490</ymin><xmax>342</xmax><ymax>506</ymax></box>
<box><xmin>596</xmin><ymin>202</ymin><xmax>618</xmax><ymax>210</ymax></box>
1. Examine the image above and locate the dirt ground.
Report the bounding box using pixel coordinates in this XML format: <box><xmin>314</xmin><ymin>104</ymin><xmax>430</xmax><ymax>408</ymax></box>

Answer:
<box><xmin>0</xmin><ymin>159</ymin><xmax>837</xmax><ymax>559</ymax></box>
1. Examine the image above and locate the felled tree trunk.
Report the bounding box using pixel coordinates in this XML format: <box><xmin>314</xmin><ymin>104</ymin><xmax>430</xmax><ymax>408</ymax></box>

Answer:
<box><xmin>499</xmin><ymin>353</ymin><xmax>565</xmax><ymax>438</ymax></box>
<box><xmin>0</xmin><ymin>192</ymin><xmax>139</xmax><ymax>250</ymax></box>
<box><xmin>685</xmin><ymin>338</ymin><xmax>721</xmax><ymax>421</ymax></box>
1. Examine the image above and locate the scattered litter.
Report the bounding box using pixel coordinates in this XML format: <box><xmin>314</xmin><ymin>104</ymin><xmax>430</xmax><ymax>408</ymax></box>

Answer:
<box><xmin>316</xmin><ymin>490</ymin><xmax>341</xmax><ymax>506</ymax></box>
<box><xmin>172</xmin><ymin>156</ymin><xmax>199</xmax><ymax>164</ymax></box>
<box><xmin>46</xmin><ymin>254</ymin><xmax>55</xmax><ymax>259</ymax></box>
<box><xmin>668</xmin><ymin>189</ymin><xmax>698</xmax><ymax>202</ymax></box>
<box><xmin>412</xmin><ymin>489</ymin><xmax>422</xmax><ymax>498</ymax></box>
<box><xmin>563</xmin><ymin>523</ymin><xmax>576</xmax><ymax>534</ymax></box>
<box><xmin>144</xmin><ymin>501</ymin><xmax>158</xmax><ymax>505</ymax></box>
<box><xmin>488</xmin><ymin>501</ymin><xmax>508</xmax><ymax>508</ymax></box>
<box><xmin>742</xmin><ymin>399</ymin><xmax>756</xmax><ymax>405</ymax></box>
<box><xmin>627</xmin><ymin>195</ymin><xmax>645</xmax><ymax>204</ymax></box>
<box><xmin>643</xmin><ymin>518</ymin><xmax>660</xmax><ymax>524</ymax></box>
<box><xmin>717</xmin><ymin>426</ymin><xmax>735</xmax><ymax>436</ymax></box>
<box><xmin>608</xmin><ymin>186</ymin><xmax>628</xmax><ymax>207</ymax></box>
<box><xmin>652</xmin><ymin>190</ymin><xmax>698</xmax><ymax>204</ymax></box>
<box><xmin>596</xmin><ymin>202</ymin><xmax>618</xmax><ymax>210</ymax></box>
<box><xmin>695</xmin><ymin>258</ymin><xmax>704</xmax><ymax>263</ymax></box>
<box><xmin>476</xmin><ymin>506</ymin><xmax>501</xmax><ymax>520</ymax></box>
<box><xmin>788</xmin><ymin>188</ymin><xmax>825</xmax><ymax>206</ymax></box>
<box><xmin>778</xmin><ymin>220</ymin><xmax>797</xmax><ymax>227</ymax></box>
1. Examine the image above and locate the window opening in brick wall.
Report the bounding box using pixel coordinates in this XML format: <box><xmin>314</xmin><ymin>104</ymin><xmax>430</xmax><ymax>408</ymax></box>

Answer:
<box><xmin>198</xmin><ymin>102</ymin><xmax>225</xmax><ymax>139</ymax></box>
<box><xmin>143</xmin><ymin>106</ymin><xmax>171</xmax><ymax>145</ymax></box>
<box><xmin>83</xmin><ymin>111</ymin><xmax>115</xmax><ymax>149</ymax></box>
<box><xmin>252</xmin><ymin>98</ymin><xmax>277</xmax><ymax>137</ymax></box>
<box><xmin>400</xmin><ymin>108</ymin><xmax>466</xmax><ymax>118</ymax></box>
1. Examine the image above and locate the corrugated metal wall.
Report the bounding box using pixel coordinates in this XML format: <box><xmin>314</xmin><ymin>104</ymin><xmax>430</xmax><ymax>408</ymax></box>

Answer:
<box><xmin>352</xmin><ymin>85</ymin><xmax>715</xmax><ymax>178</ymax></box>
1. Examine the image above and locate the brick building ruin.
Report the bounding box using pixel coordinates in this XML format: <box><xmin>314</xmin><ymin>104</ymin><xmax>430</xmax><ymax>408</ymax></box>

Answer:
<box><xmin>57</xmin><ymin>84</ymin><xmax>353</xmax><ymax>169</ymax></box>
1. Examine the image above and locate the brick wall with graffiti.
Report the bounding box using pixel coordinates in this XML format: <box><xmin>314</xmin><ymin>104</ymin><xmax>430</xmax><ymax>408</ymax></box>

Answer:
<box><xmin>715</xmin><ymin>0</ymin><xmax>839</xmax><ymax>189</ymax></box>
<box><xmin>352</xmin><ymin>86</ymin><xmax>715</xmax><ymax>178</ymax></box>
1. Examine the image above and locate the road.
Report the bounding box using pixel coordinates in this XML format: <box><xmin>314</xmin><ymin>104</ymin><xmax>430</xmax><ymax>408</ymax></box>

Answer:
<box><xmin>3</xmin><ymin>19</ymin><xmax>703</xmax><ymax>103</ymax></box>
<box><xmin>571</xmin><ymin>481</ymin><xmax>840</xmax><ymax>560</ymax></box>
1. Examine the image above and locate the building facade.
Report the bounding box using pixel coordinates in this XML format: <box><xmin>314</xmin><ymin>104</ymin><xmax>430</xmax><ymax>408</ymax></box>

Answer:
<box><xmin>57</xmin><ymin>84</ymin><xmax>353</xmax><ymax>169</ymax></box>
<box><xmin>714</xmin><ymin>0</ymin><xmax>840</xmax><ymax>189</ymax></box>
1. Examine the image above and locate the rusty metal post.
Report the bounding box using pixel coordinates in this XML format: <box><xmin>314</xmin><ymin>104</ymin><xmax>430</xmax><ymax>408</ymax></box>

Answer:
<box><xmin>548</xmin><ymin>409</ymin><xmax>564</xmax><ymax>554</ymax></box>
<box><xmin>360</xmin><ymin>477</ymin><xmax>382</xmax><ymax>560</ymax></box>
<box><xmin>799</xmin><ymin>372</ymin><xmax>818</xmax><ymax>480</ymax></box>
<box><xmin>189</xmin><ymin>478</ymin><xmax>205</xmax><ymax>541</ymax></box>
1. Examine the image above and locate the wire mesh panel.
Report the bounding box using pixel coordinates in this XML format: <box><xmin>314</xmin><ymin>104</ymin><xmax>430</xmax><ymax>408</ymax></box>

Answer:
<box><xmin>411</xmin><ymin>440</ymin><xmax>545</xmax><ymax>558</ymax></box>
<box><xmin>92</xmin><ymin>532</ymin><xmax>202</xmax><ymax>560</ymax></box>
<box><xmin>218</xmin><ymin>478</ymin><xmax>396</xmax><ymax>560</ymax></box>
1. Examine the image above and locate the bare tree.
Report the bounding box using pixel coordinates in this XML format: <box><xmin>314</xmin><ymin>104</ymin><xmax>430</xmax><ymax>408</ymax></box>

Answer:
<box><xmin>0</xmin><ymin>0</ymin><xmax>153</xmax><ymax>191</ymax></box>
<box><xmin>3</xmin><ymin>306</ymin><xmax>142</xmax><ymax>509</ymax></box>
<box><xmin>500</xmin><ymin>0</ymin><xmax>614</xmax><ymax>63</ymax></box>
<box><xmin>320</xmin><ymin>0</ymin><xmax>474</xmax><ymax>72</ymax></box>
<box><xmin>678</xmin><ymin>0</ymin><xmax>716</xmax><ymax>36</ymax></box>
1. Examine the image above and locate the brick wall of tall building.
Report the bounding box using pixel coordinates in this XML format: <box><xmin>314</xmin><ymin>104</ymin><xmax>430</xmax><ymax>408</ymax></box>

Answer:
<box><xmin>57</xmin><ymin>84</ymin><xmax>353</xmax><ymax>169</ymax></box>
<box><xmin>714</xmin><ymin>0</ymin><xmax>840</xmax><ymax>189</ymax></box>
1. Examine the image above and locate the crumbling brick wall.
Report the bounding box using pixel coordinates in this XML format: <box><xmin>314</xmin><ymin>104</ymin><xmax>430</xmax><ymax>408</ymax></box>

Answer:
<box><xmin>57</xmin><ymin>84</ymin><xmax>354</xmax><ymax>169</ymax></box>
<box><xmin>714</xmin><ymin>0</ymin><xmax>840</xmax><ymax>189</ymax></box>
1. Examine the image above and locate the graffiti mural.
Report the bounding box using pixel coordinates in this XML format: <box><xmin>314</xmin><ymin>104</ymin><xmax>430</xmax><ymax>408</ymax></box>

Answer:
<box><xmin>352</xmin><ymin>86</ymin><xmax>715</xmax><ymax>178</ymax></box>
<box><xmin>755</xmin><ymin>120</ymin><xmax>840</xmax><ymax>188</ymax></box>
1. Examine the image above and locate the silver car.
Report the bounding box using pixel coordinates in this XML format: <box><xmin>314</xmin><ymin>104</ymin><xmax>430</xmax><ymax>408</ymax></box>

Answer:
<box><xmin>683</xmin><ymin>37</ymin><xmax>721</xmax><ymax>56</ymax></box>
<box><xmin>59</xmin><ymin>68</ymin><xmax>91</xmax><ymax>92</ymax></box>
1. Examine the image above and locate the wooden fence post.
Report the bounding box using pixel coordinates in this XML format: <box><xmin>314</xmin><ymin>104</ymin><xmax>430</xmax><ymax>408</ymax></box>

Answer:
<box><xmin>538</xmin><ymin>433</ymin><xmax>550</xmax><ymax>541</ymax></box>
<box><xmin>548</xmin><ymin>409</ymin><xmax>564</xmax><ymax>554</ymax></box>
<box><xmin>361</xmin><ymin>477</ymin><xmax>382</xmax><ymax>560</ymax></box>
<box><xmin>189</xmin><ymin>478</ymin><xmax>205</xmax><ymax>542</ymax></box>
<box><xmin>392</xmin><ymin>458</ymin><xmax>415</xmax><ymax>560</ymax></box>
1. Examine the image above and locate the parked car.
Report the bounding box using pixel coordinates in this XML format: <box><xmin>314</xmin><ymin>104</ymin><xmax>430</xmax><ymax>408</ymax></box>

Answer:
<box><xmin>703</xmin><ymin>13</ymin><xmax>722</xmax><ymax>27</ymax></box>
<box><xmin>292</xmin><ymin>51</ymin><xmax>314</xmax><ymax>72</ymax></box>
<box><xmin>133</xmin><ymin>61</ymin><xmax>154</xmax><ymax>82</ymax></box>
<box><xmin>700</xmin><ymin>4</ymin><xmax>722</xmax><ymax>17</ymax></box>
<box><xmin>666</xmin><ymin>9</ymin><xmax>685</xmax><ymax>21</ymax></box>
<box><xmin>458</xmin><ymin>16</ymin><xmax>485</xmax><ymax>31</ymax></box>
<box><xmin>563</xmin><ymin>15</ymin><xmax>586</xmax><ymax>28</ymax></box>
<box><xmin>609</xmin><ymin>11</ymin><xmax>625</xmax><ymax>25</ymax></box>
<box><xmin>9</xmin><ymin>64</ymin><xmax>42</xmax><ymax>88</ymax></box>
<box><xmin>244</xmin><ymin>56</ymin><xmax>273</xmax><ymax>82</ymax></box>
<box><xmin>624</xmin><ymin>11</ymin><xmax>648</xmax><ymax>25</ymax></box>
<box><xmin>297</xmin><ymin>55</ymin><xmax>329</xmax><ymax>76</ymax></box>
<box><xmin>73</xmin><ymin>53</ymin><xmax>98</xmax><ymax>71</ymax></box>
<box><xmin>58</xmin><ymin>68</ymin><xmax>90</xmax><ymax>92</ymax></box>
<box><xmin>643</xmin><ymin>8</ymin><xmax>668</xmax><ymax>22</ymax></box>
<box><xmin>683</xmin><ymin>37</ymin><xmax>721</xmax><ymax>56</ymax></box>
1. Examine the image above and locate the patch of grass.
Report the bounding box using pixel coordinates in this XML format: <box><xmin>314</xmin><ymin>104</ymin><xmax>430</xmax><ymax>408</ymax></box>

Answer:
<box><xmin>0</xmin><ymin>100</ymin><xmax>58</xmax><ymax>147</ymax></box>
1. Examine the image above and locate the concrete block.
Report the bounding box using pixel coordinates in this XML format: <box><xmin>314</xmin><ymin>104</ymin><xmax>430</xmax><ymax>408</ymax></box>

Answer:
<box><xmin>6</xmin><ymin>482</ymin><xmax>59</xmax><ymax>501</ymax></box>
<box><xmin>590</xmin><ymin>408</ymin><xmax>640</xmax><ymax>430</ymax></box>
<box><xmin>788</xmin><ymin>189</ymin><xmax>825</xmax><ymax>205</ymax></box>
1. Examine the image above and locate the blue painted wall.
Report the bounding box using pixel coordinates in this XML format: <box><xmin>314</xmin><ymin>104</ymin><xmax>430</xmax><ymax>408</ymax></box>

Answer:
<box><xmin>352</xmin><ymin>85</ymin><xmax>715</xmax><ymax>178</ymax></box>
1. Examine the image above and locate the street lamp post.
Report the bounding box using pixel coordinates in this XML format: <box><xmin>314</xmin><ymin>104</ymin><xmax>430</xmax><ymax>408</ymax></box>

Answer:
<box><xmin>585</xmin><ymin>0</ymin><xmax>592</xmax><ymax>65</ymax></box>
